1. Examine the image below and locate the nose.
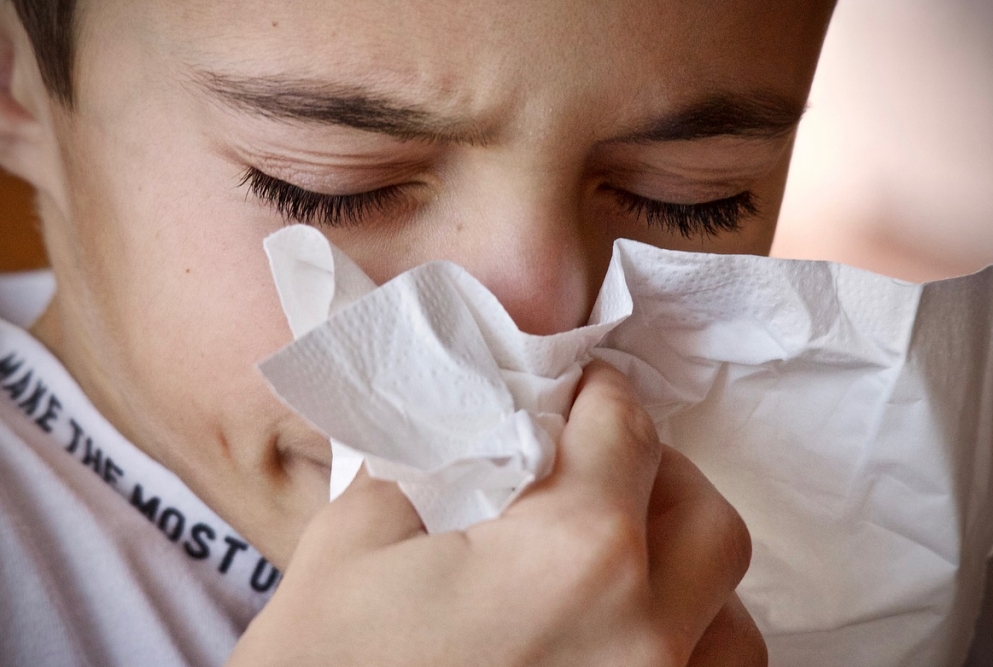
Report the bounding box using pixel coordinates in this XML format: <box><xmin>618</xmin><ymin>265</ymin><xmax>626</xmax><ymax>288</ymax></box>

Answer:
<box><xmin>424</xmin><ymin>170</ymin><xmax>607</xmax><ymax>336</ymax></box>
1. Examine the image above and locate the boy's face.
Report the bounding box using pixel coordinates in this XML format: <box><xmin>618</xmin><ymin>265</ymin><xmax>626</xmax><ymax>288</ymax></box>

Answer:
<box><xmin>19</xmin><ymin>0</ymin><xmax>833</xmax><ymax>564</ymax></box>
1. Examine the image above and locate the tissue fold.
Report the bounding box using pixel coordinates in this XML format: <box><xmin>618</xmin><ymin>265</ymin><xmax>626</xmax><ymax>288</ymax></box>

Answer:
<box><xmin>260</xmin><ymin>224</ymin><xmax>631</xmax><ymax>533</ymax></box>
<box><xmin>259</xmin><ymin>224</ymin><xmax>993</xmax><ymax>667</ymax></box>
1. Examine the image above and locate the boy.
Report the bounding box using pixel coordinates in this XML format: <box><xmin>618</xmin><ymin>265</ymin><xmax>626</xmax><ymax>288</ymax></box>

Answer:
<box><xmin>0</xmin><ymin>0</ymin><xmax>837</xmax><ymax>664</ymax></box>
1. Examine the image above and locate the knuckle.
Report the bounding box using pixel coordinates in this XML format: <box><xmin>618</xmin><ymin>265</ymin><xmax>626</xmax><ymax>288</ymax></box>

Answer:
<box><xmin>588</xmin><ymin>511</ymin><xmax>647</xmax><ymax>577</ymax></box>
<box><xmin>690</xmin><ymin>601</ymin><xmax>769</xmax><ymax>667</ymax></box>
<box><xmin>704</xmin><ymin>496</ymin><xmax>753</xmax><ymax>584</ymax></box>
<box><xmin>590</xmin><ymin>384</ymin><xmax>657</xmax><ymax>444</ymax></box>
<box><xmin>604</xmin><ymin>397</ymin><xmax>661</xmax><ymax>472</ymax></box>
<box><xmin>557</xmin><ymin>509</ymin><xmax>648</xmax><ymax>596</ymax></box>
<box><xmin>616</xmin><ymin>398</ymin><xmax>660</xmax><ymax>450</ymax></box>
<box><xmin>723</xmin><ymin>507</ymin><xmax>753</xmax><ymax>584</ymax></box>
<box><xmin>732</xmin><ymin>600</ymin><xmax>769</xmax><ymax>666</ymax></box>
<box><xmin>745</xmin><ymin>625</ymin><xmax>769</xmax><ymax>667</ymax></box>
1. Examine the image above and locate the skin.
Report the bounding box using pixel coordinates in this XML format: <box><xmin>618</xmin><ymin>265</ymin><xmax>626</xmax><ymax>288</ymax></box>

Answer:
<box><xmin>229</xmin><ymin>361</ymin><xmax>767</xmax><ymax>666</ymax></box>
<box><xmin>0</xmin><ymin>0</ymin><xmax>832</xmax><ymax>662</ymax></box>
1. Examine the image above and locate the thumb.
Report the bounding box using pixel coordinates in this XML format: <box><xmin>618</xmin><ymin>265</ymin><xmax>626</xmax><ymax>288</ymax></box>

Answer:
<box><xmin>294</xmin><ymin>467</ymin><xmax>426</xmax><ymax>564</ymax></box>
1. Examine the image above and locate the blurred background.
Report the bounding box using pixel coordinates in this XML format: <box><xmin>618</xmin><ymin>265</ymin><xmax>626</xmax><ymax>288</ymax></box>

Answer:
<box><xmin>772</xmin><ymin>0</ymin><xmax>993</xmax><ymax>280</ymax></box>
<box><xmin>0</xmin><ymin>171</ymin><xmax>44</xmax><ymax>271</ymax></box>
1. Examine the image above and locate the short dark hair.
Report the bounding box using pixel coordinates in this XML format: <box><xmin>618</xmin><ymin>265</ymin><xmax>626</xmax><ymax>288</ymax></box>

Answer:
<box><xmin>8</xmin><ymin>0</ymin><xmax>77</xmax><ymax>106</ymax></box>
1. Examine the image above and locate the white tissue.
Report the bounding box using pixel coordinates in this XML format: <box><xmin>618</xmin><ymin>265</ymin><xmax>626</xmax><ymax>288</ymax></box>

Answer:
<box><xmin>258</xmin><ymin>224</ymin><xmax>993</xmax><ymax>667</ymax></box>
<box><xmin>260</xmin><ymin>225</ymin><xmax>630</xmax><ymax>533</ymax></box>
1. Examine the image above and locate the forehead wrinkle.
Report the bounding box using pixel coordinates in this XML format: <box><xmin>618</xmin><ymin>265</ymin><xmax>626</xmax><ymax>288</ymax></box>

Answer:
<box><xmin>187</xmin><ymin>68</ymin><xmax>492</xmax><ymax>146</ymax></box>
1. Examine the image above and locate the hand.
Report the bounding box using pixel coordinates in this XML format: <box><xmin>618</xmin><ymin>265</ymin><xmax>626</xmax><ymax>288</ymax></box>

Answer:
<box><xmin>227</xmin><ymin>361</ymin><xmax>766</xmax><ymax>666</ymax></box>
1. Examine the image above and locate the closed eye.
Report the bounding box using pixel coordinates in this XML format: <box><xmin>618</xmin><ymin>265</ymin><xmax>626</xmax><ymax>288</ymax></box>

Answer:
<box><xmin>242</xmin><ymin>165</ymin><xmax>757</xmax><ymax>238</ymax></box>
<box><xmin>240</xmin><ymin>167</ymin><xmax>411</xmax><ymax>228</ymax></box>
<box><xmin>607</xmin><ymin>187</ymin><xmax>757</xmax><ymax>238</ymax></box>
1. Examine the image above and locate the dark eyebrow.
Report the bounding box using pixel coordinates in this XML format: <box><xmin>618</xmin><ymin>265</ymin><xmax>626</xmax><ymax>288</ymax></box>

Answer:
<box><xmin>193</xmin><ymin>70</ymin><xmax>804</xmax><ymax>145</ymax></box>
<box><xmin>614</xmin><ymin>91</ymin><xmax>807</xmax><ymax>143</ymax></box>
<box><xmin>193</xmin><ymin>71</ymin><xmax>486</xmax><ymax>144</ymax></box>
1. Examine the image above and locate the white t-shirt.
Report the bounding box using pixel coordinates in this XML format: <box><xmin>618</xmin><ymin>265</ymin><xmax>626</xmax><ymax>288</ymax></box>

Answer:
<box><xmin>0</xmin><ymin>275</ymin><xmax>274</xmax><ymax>666</ymax></box>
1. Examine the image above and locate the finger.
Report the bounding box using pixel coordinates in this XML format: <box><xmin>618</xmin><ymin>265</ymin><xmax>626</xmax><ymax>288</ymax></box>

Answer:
<box><xmin>687</xmin><ymin>594</ymin><xmax>768</xmax><ymax>667</ymax></box>
<box><xmin>295</xmin><ymin>467</ymin><xmax>425</xmax><ymax>564</ymax></box>
<box><xmin>647</xmin><ymin>445</ymin><xmax>754</xmax><ymax>660</ymax></box>
<box><xmin>549</xmin><ymin>359</ymin><xmax>664</xmax><ymax>525</ymax></box>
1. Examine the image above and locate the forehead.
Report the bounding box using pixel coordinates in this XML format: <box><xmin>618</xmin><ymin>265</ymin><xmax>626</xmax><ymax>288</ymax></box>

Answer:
<box><xmin>71</xmin><ymin>0</ymin><xmax>833</xmax><ymax>147</ymax></box>
<box><xmin>78</xmin><ymin>1</ymin><xmax>832</xmax><ymax>87</ymax></box>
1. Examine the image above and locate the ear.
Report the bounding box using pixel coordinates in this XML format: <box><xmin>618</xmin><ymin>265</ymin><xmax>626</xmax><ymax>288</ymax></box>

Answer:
<box><xmin>0</xmin><ymin>3</ymin><xmax>63</xmax><ymax>198</ymax></box>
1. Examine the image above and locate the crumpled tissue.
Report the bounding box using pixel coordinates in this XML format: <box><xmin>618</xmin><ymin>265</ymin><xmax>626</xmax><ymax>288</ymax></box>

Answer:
<box><xmin>259</xmin><ymin>224</ymin><xmax>632</xmax><ymax>534</ymax></box>
<box><xmin>258</xmin><ymin>224</ymin><xmax>993</xmax><ymax>667</ymax></box>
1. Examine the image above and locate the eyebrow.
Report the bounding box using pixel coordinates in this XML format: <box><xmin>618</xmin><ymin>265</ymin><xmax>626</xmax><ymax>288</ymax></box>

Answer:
<box><xmin>194</xmin><ymin>71</ymin><xmax>486</xmax><ymax>144</ymax></box>
<box><xmin>193</xmin><ymin>70</ymin><xmax>805</xmax><ymax>145</ymax></box>
<box><xmin>616</xmin><ymin>91</ymin><xmax>806</xmax><ymax>143</ymax></box>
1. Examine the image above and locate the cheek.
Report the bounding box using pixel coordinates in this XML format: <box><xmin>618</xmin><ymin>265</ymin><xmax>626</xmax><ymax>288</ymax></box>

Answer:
<box><xmin>59</xmin><ymin>122</ymin><xmax>293</xmax><ymax>438</ymax></box>
<box><xmin>132</xmin><ymin>229</ymin><xmax>287</xmax><ymax>389</ymax></box>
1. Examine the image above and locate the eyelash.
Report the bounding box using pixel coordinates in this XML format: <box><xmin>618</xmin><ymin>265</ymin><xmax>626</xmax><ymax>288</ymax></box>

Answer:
<box><xmin>240</xmin><ymin>167</ymin><xmax>407</xmax><ymax>228</ymax></box>
<box><xmin>242</xmin><ymin>166</ymin><xmax>757</xmax><ymax>236</ymax></box>
<box><xmin>610</xmin><ymin>188</ymin><xmax>756</xmax><ymax>238</ymax></box>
